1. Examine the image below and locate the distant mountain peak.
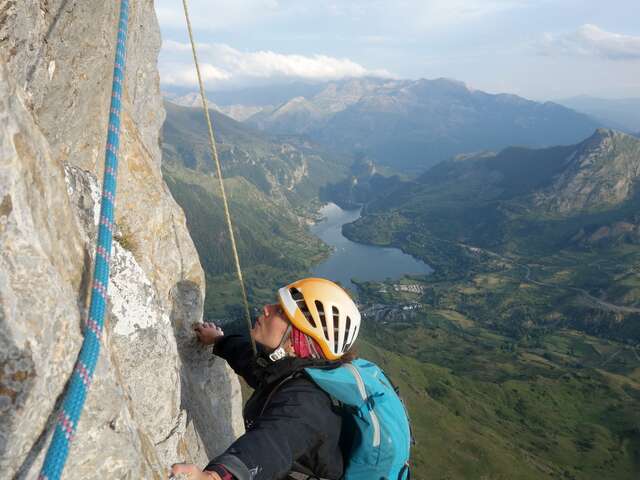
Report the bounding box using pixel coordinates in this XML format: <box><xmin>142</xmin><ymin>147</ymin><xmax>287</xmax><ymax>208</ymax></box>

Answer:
<box><xmin>593</xmin><ymin>127</ymin><xmax>616</xmax><ymax>137</ymax></box>
<box><xmin>535</xmin><ymin>129</ymin><xmax>640</xmax><ymax>213</ymax></box>
<box><xmin>273</xmin><ymin>96</ymin><xmax>313</xmax><ymax>112</ymax></box>
<box><xmin>579</xmin><ymin>128</ymin><xmax>628</xmax><ymax>154</ymax></box>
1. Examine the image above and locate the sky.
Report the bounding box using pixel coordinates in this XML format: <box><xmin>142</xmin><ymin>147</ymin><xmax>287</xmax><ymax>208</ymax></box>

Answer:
<box><xmin>156</xmin><ymin>0</ymin><xmax>640</xmax><ymax>101</ymax></box>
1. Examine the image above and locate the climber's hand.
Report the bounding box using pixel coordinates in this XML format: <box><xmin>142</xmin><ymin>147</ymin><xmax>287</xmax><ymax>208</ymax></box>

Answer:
<box><xmin>193</xmin><ymin>322</ymin><xmax>224</xmax><ymax>346</ymax></box>
<box><xmin>169</xmin><ymin>463</ymin><xmax>221</xmax><ymax>480</ymax></box>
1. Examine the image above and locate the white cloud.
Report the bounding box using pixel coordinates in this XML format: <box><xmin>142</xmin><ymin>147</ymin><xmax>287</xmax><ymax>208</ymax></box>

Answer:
<box><xmin>159</xmin><ymin>41</ymin><xmax>392</xmax><ymax>88</ymax></box>
<box><xmin>160</xmin><ymin>62</ymin><xmax>231</xmax><ymax>87</ymax></box>
<box><xmin>539</xmin><ymin>24</ymin><xmax>640</xmax><ymax>60</ymax></box>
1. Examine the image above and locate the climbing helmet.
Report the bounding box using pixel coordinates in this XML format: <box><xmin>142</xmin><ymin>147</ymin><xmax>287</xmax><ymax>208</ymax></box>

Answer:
<box><xmin>277</xmin><ymin>277</ymin><xmax>361</xmax><ymax>360</ymax></box>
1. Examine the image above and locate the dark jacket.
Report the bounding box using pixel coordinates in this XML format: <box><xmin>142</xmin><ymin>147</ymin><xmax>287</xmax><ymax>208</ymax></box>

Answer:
<box><xmin>205</xmin><ymin>335</ymin><xmax>345</xmax><ymax>480</ymax></box>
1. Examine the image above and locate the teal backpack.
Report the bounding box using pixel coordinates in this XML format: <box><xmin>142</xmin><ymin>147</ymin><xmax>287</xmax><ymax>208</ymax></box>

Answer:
<box><xmin>304</xmin><ymin>358</ymin><xmax>412</xmax><ymax>480</ymax></box>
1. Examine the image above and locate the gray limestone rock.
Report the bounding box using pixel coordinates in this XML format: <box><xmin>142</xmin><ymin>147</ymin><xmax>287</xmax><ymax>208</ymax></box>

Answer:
<box><xmin>0</xmin><ymin>61</ymin><xmax>86</xmax><ymax>479</ymax></box>
<box><xmin>1</xmin><ymin>1</ymin><xmax>244</xmax><ymax>478</ymax></box>
<box><xmin>535</xmin><ymin>129</ymin><xmax>640</xmax><ymax>214</ymax></box>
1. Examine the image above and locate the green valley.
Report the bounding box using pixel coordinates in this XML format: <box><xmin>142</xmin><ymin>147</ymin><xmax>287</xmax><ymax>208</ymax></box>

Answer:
<box><xmin>337</xmin><ymin>129</ymin><xmax>640</xmax><ymax>478</ymax></box>
<box><xmin>345</xmin><ymin>130</ymin><xmax>640</xmax><ymax>342</ymax></box>
<box><xmin>357</xmin><ymin>322</ymin><xmax>640</xmax><ymax>479</ymax></box>
<box><xmin>161</xmin><ymin>101</ymin><xmax>348</xmax><ymax>319</ymax></box>
<box><xmin>161</xmin><ymin>97</ymin><xmax>640</xmax><ymax>479</ymax></box>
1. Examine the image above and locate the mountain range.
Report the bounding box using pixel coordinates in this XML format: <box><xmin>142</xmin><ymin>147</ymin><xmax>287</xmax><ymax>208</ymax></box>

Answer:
<box><xmin>346</xmin><ymin>129</ymin><xmax>640</xmax><ymax>262</ymax></box>
<box><xmin>342</xmin><ymin>128</ymin><xmax>640</xmax><ymax>340</ymax></box>
<box><xmin>166</xmin><ymin>77</ymin><xmax>602</xmax><ymax>173</ymax></box>
<box><xmin>256</xmin><ymin>78</ymin><xmax>601</xmax><ymax>172</ymax></box>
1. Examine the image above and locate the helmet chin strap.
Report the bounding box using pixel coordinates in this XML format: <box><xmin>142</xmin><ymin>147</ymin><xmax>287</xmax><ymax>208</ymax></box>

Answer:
<box><xmin>268</xmin><ymin>324</ymin><xmax>292</xmax><ymax>362</ymax></box>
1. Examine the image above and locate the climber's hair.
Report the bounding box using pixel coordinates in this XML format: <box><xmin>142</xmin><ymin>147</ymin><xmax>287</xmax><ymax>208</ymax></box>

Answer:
<box><xmin>338</xmin><ymin>348</ymin><xmax>358</xmax><ymax>364</ymax></box>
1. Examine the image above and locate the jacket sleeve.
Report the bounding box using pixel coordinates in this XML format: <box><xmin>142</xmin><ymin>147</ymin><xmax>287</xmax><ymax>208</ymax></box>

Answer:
<box><xmin>213</xmin><ymin>335</ymin><xmax>261</xmax><ymax>389</ymax></box>
<box><xmin>205</xmin><ymin>377</ymin><xmax>336</xmax><ymax>480</ymax></box>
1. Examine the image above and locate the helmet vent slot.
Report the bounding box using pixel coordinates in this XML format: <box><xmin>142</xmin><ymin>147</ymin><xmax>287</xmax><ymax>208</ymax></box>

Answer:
<box><xmin>291</xmin><ymin>287</ymin><xmax>314</xmax><ymax>325</ymax></box>
<box><xmin>331</xmin><ymin>306</ymin><xmax>342</xmax><ymax>352</ymax></box>
<box><xmin>332</xmin><ymin>306</ymin><xmax>340</xmax><ymax>325</ymax></box>
<box><xmin>342</xmin><ymin>315</ymin><xmax>352</xmax><ymax>353</ymax></box>
<box><xmin>311</xmin><ymin>300</ymin><xmax>325</xmax><ymax>330</ymax></box>
<box><xmin>316</xmin><ymin>301</ymin><xmax>329</xmax><ymax>338</ymax></box>
<box><xmin>352</xmin><ymin>324</ymin><xmax>359</xmax><ymax>345</ymax></box>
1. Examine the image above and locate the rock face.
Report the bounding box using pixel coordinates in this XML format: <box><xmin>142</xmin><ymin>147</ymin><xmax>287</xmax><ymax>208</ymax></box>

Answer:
<box><xmin>0</xmin><ymin>2</ymin><xmax>243</xmax><ymax>479</ymax></box>
<box><xmin>535</xmin><ymin>129</ymin><xmax>640</xmax><ymax>214</ymax></box>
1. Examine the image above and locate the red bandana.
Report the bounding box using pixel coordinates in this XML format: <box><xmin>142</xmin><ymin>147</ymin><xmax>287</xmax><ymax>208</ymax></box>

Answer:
<box><xmin>291</xmin><ymin>326</ymin><xmax>324</xmax><ymax>359</ymax></box>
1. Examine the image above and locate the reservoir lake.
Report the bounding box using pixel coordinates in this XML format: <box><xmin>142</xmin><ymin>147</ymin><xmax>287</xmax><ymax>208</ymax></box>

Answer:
<box><xmin>310</xmin><ymin>203</ymin><xmax>433</xmax><ymax>291</ymax></box>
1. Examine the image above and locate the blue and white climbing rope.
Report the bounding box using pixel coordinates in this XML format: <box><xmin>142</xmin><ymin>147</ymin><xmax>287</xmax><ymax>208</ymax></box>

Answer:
<box><xmin>38</xmin><ymin>1</ymin><xmax>129</xmax><ymax>478</ymax></box>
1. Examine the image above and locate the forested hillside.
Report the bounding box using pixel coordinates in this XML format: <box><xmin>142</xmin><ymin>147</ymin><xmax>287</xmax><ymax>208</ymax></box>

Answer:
<box><xmin>344</xmin><ymin>129</ymin><xmax>640</xmax><ymax>340</ymax></box>
<box><xmin>161</xmin><ymin>101</ymin><xmax>348</xmax><ymax>318</ymax></box>
<box><xmin>327</xmin><ymin>129</ymin><xmax>640</xmax><ymax>478</ymax></box>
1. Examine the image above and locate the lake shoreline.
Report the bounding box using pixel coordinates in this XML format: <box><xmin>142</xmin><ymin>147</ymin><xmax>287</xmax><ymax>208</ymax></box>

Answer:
<box><xmin>308</xmin><ymin>202</ymin><xmax>432</xmax><ymax>291</ymax></box>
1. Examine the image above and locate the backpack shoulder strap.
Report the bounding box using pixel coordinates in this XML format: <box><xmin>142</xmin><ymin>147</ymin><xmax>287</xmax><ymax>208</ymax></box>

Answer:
<box><xmin>259</xmin><ymin>374</ymin><xmax>335</xmax><ymax>480</ymax></box>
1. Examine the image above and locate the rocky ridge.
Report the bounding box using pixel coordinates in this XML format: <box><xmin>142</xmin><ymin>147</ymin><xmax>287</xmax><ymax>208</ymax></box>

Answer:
<box><xmin>535</xmin><ymin>129</ymin><xmax>640</xmax><ymax>214</ymax></box>
<box><xmin>1</xmin><ymin>2</ymin><xmax>242</xmax><ymax>478</ymax></box>
<box><xmin>164</xmin><ymin>92</ymin><xmax>269</xmax><ymax>122</ymax></box>
<box><xmin>348</xmin><ymin>128</ymin><xmax>640</xmax><ymax>260</ymax></box>
<box><xmin>247</xmin><ymin>77</ymin><xmax>393</xmax><ymax>133</ymax></box>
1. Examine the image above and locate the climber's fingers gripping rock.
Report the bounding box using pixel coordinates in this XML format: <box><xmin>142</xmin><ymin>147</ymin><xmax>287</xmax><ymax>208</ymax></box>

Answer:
<box><xmin>193</xmin><ymin>322</ymin><xmax>224</xmax><ymax>346</ymax></box>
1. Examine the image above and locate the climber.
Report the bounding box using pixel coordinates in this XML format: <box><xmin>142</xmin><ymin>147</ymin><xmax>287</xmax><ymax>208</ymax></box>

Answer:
<box><xmin>170</xmin><ymin>277</ymin><xmax>360</xmax><ymax>480</ymax></box>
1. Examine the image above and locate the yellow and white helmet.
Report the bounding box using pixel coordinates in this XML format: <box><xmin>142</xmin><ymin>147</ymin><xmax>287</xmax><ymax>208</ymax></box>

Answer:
<box><xmin>278</xmin><ymin>277</ymin><xmax>361</xmax><ymax>360</ymax></box>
